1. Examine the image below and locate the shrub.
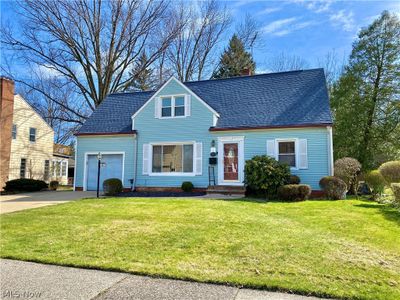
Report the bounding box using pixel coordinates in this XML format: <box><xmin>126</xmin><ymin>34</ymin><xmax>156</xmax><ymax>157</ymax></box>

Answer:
<box><xmin>103</xmin><ymin>178</ymin><xmax>123</xmax><ymax>196</ymax></box>
<box><xmin>181</xmin><ymin>181</ymin><xmax>194</xmax><ymax>192</ymax></box>
<box><xmin>391</xmin><ymin>183</ymin><xmax>400</xmax><ymax>205</ymax></box>
<box><xmin>4</xmin><ymin>179</ymin><xmax>48</xmax><ymax>192</ymax></box>
<box><xmin>288</xmin><ymin>175</ymin><xmax>301</xmax><ymax>184</ymax></box>
<box><xmin>277</xmin><ymin>184</ymin><xmax>311</xmax><ymax>201</ymax></box>
<box><xmin>379</xmin><ymin>161</ymin><xmax>400</xmax><ymax>184</ymax></box>
<box><xmin>244</xmin><ymin>155</ymin><xmax>290</xmax><ymax>198</ymax></box>
<box><xmin>49</xmin><ymin>180</ymin><xmax>59</xmax><ymax>191</ymax></box>
<box><xmin>364</xmin><ymin>170</ymin><xmax>386</xmax><ymax>200</ymax></box>
<box><xmin>334</xmin><ymin>157</ymin><xmax>361</xmax><ymax>194</ymax></box>
<box><xmin>319</xmin><ymin>176</ymin><xmax>347</xmax><ymax>200</ymax></box>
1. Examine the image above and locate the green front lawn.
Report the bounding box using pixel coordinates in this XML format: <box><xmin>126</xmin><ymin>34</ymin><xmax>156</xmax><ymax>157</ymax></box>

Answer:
<box><xmin>1</xmin><ymin>198</ymin><xmax>399</xmax><ymax>299</ymax></box>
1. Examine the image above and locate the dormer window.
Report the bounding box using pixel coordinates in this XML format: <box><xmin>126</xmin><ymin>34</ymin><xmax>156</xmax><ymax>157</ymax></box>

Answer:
<box><xmin>159</xmin><ymin>95</ymin><xmax>188</xmax><ymax>118</ymax></box>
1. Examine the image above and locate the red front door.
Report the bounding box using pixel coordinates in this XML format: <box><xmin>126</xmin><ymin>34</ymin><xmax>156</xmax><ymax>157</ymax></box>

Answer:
<box><xmin>223</xmin><ymin>143</ymin><xmax>238</xmax><ymax>181</ymax></box>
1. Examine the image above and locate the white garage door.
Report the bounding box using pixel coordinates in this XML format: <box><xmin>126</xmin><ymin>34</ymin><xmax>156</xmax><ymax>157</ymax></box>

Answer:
<box><xmin>86</xmin><ymin>154</ymin><xmax>123</xmax><ymax>191</ymax></box>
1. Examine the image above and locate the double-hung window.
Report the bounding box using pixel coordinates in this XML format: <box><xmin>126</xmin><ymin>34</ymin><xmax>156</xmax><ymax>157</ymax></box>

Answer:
<box><xmin>160</xmin><ymin>95</ymin><xmax>186</xmax><ymax>118</ymax></box>
<box><xmin>278</xmin><ymin>141</ymin><xmax>296</xmax><ymax>167</ymax></box>
<box><xmin>151</xmin><ymin>144</ymin><xmax>193</xmax><ymax>173</ymax></box>
<box><xmin>29</xmin><ymin>127</ymin><xmax>36</xmax><ymax>142</ymax></box>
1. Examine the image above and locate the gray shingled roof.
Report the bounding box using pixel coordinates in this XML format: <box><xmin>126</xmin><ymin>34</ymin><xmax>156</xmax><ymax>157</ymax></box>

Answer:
<box><xmin>76</xmin><ymin>68</ymin><xmax>332</xmax><ymax>134</ymax></box>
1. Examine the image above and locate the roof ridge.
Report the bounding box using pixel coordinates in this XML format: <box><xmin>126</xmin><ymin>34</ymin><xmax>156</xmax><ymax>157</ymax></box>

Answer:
<box><xmin>108</xmin><ymin>90</ymin><xmax>155</xmax><ymax>96</ymax></box>
<box><xmin>184</xmin><ymin>68</ymin><xmax>324</xmax><ymax>85</ymax></box>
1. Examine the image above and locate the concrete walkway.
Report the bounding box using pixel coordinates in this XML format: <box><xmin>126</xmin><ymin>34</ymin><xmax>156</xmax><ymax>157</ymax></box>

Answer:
<box><xmin>0</xmin><ymin>191</ymin><xmax>96</xmax><ymax>214</ymax></box>
<box><xmin>0</xmin><ymin>259</ymin><xmax>322</xmax><ymax>300</ymax></box>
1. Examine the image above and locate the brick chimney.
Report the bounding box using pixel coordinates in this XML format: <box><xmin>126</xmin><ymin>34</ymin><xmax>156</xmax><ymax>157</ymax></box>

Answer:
<box><xmin>0</xmin><ymin>77</ymin><xmax>15</xmax><ymax>190</ymax></box>
<box><xmin>241</xmin><ymin>68</ymin><xmax>252</xmax><ymax>76</ymax></box>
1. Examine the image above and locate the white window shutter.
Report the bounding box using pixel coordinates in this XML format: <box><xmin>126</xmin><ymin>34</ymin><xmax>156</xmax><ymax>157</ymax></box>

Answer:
<box><xmin>154</xmin><ymin>97</ymin><xmax>161</xmax><ymax>118</ymax></box>
<box><xmin>185</xmin><ymin>95</ymin><xmax>191</xmax><ymax>117</ymax></box>
<box><xmin>143</xmin><ymin>144</ymin><xmax>150</xmax><ymax>175</ymax></box>
<box><xmin>266</xmin><ymin>140</ymin><xmax>276</xmax><ymax>158</ymax></box>
<box><xmin>195</xmin><ymin>142</ymin><xmax>202</xmax><ymax>175</ymax></box>
<box><xmin>298</xmin><ymin>139</ymin><xmax>308</xmax><ymax>169</ymax></box>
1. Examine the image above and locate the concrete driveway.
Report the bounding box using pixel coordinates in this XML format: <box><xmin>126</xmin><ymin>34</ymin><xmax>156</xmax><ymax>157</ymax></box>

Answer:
<box><xmin>0</xmin><ymin>191</ymin><xmax>96</xmax><ymax>214</ymax></box>
<box><xmin>1</xmin><ymin>259</ymin><xmax>323</xmax><ymax>300</ymax></box>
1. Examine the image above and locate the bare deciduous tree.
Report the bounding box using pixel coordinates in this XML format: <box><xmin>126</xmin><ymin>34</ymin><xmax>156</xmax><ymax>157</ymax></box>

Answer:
<box><xmin>236</xmin><ymin>13</ymin><xmax>263</xmax><ymax>53</ymax></box>
<box><xmin>166</xmin><ymin>0</ymin><xmax>231</xmax><ymax>81</ymax></box>
<box><xmin>268</xmin><ymin>52</ymin><xmax>310</xmax><ymax>72</ymax></box>
<box><xmin>1</xmin><ymin>0</ymin><xmax>181</xmax><ymax>123</ymax></box>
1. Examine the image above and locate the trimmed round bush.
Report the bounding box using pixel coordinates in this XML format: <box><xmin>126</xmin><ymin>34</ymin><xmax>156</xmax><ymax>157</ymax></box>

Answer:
<box><xmin>181</xmin><ymin>181</ymin><xmax>194</xmax><ymax>192</ymax></box>
<box><xmin>103</xmin><ymin>178</ymin><xmax>123</xmax><ymax>196</ymax></box>
<box><xmin>4</xmin><ymin>179</ymin><xmax>48</xmax><ymax>192</ymax></box>
<box><xmin>364</xmin><ymin>170</ymin><xmax>385</xmax><ymax>200</ymax></box>
<box><xmin>379</xmin><ymin>161</ymin><xmax>400</xmax><ymax>184</ymax></box>
<box><xmin>319</xmin><ymin>176</ymin><xmax>347</xmax><ymax>200</ymax></box>
<box><xmin>244</xmin><ymin>155</ymin><xmax>290</xmax><ymax>198</ymax></box>
<box><xmin>49</xmin><ymin>180</ymin><xmax>59</xmax><ymax>191</ymax></box>
<box><xmin>288</xmin><ymin>175</ymin><xmax>301</xmax><ymax>184</ymax></box>
<box><xmin>277</xmin><ymin>184</ymin><xmax>311</xmax><ymax>201</ymax></box>
<box><xmin>391</xmin><ymin>183</ymin><xmax>400</xmax><ymax>205</ymax></box>
<box><xmin>334</xmin><ymin>157</ymin><xmax>361</xmax><ymax>194</ymax></box>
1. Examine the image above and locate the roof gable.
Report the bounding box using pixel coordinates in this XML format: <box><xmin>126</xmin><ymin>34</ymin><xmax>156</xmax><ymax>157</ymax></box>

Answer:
<box><xmin>131</xmin><ymin>76</ymin><xmax>219</xmax><ymax>120</ymax></box>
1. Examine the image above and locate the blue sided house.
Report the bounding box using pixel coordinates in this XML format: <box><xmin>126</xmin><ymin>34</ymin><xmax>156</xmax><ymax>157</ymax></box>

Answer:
<box><xmin>74</xmin><ymin>69</ymin><xmax>333</xmax><ymax>193</ymax></box>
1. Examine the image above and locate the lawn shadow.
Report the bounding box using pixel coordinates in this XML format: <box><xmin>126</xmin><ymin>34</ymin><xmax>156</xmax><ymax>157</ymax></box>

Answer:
<box><xmin>354</xmin><ymin>201</ymin><xmax>400</xmax><ymax>226</ymax></box>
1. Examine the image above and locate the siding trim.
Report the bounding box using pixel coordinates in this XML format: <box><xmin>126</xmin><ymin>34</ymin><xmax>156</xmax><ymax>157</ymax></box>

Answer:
<box><xmin>327</xmin><ymin>126</ymin><xmax>334</xmax><ymax>176</ymax></box>
<box><xmin>83</xmin><ymin>151</ymin><xmax>125</xmax><ymax>191</ymax></box>
<box><xmin>210</xmin><ymin>123</ymin><xmax>332</xmax><ymax>132</ymax></box>
<box><xmin>75</xmin><ymin>132</ymin><xmax>136</xmax><ymax>137</ymax></box>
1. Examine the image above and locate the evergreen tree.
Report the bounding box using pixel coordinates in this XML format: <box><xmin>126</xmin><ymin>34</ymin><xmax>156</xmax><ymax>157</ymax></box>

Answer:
<box><xmin>331</xmin><ymin>11</ymin><xmax>400</xmax><ymax>169</ymax></box>
<box><xmin>212</xmin><ymin>34</ymin><xmax>256</xmax><ymax>79</ymax></box>
<box><xmin>129</xmin><ymin>52</ymin><xmax>156</xmax><ymax>91</ymax></box>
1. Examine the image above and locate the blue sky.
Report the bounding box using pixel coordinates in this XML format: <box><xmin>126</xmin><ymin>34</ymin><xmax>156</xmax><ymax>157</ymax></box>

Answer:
<box><xmin>1</xmin><ymin>0</ymin><xmax>399</xmax><ymax>76</ymax></box>
<box><xmin>228</xmin><ymin>0</ymin><xmax>400</xmax><ymax>71</ymax></box>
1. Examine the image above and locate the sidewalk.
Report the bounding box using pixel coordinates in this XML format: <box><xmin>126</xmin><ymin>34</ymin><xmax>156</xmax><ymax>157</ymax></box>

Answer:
<box><xmin>0</xmin><ymin>259</ymin><xmax>323</xmax><ymax>300</ymax></box>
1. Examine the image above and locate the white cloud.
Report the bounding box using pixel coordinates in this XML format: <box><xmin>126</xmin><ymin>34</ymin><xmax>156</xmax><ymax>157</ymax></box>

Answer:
<box><xmin>304</xmin><ymin>0</ymin><xmax>333</xmax><ymax>13</ymax></box>
<box><xmin>262</xmin><ymin>17</ymin><xmax>297</xmax><ymax>34</ymax></box>
<box><xmin>329</xmin><ymin>10</ymin><xmax>355</xmax><ymax>32</ymax></box>
<box><xmin>258</xmin><ymin>7</ymin><xmax>282</xmax><ymax>15</ymax></box>
<box><xmin>262</xmin><ymin>18</ymin><xmax>315</xmax><ymax>36</ymax></box>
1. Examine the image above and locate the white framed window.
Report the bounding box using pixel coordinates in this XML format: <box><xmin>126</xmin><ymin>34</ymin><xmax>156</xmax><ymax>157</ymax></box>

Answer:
<box><xmin>277</xmin><ymin>140</ymin><xmax>296</xmax><ymax>167</ymax></box>
<box><xmin>267</xmin><ymin>138</ymin><xmax>308</xmax><ymax>170</ymax></box>
<box><xmin>29</xmin><ymin>127</ymin><xmax>36</xmax><ymax>142</ymax></box>
<box><xmin>151</xmin><ymin>143</ymin><xmax>194</xmax><ymax>174</ymax></box>
<box><xmin>52</xmin><ymin>160</ymin><xmax>68</xmax><ymax>177</ymax></box>
<box><xmin>158</xmin><ymin>95</ymin><xmax>189</xmax><ymax>118</ymax></box>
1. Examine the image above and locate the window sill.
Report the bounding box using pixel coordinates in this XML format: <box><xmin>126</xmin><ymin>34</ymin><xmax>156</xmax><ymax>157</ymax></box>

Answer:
<box><xmin>148</xmin><ymin>172</ymin><xmax>196</xmax><ymax>177</ymax></box>
<box><xmin>159</xmin><ymin>116</ymin><xmax>187</xmax><ymax>119</ymax></box>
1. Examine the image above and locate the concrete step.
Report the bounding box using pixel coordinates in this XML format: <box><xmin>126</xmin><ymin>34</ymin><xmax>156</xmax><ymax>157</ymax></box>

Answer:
<box><xmin>206</xmin><ymin>185</ymin><xmax>245</xmax><ymax>195</ymax></box>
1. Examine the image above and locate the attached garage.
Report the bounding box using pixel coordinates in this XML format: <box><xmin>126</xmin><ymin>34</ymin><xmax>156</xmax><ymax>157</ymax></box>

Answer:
<box><xmin>85</xmin><ymin>153</ymin><xmax>124</xmax><ymax>191</ymax></box>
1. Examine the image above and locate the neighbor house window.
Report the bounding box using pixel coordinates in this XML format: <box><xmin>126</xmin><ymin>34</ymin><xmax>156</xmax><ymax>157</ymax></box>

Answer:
<box><xmin>160</xmin><ymin>95</ymin><xmax>186</xmax><ymax>118</ymax></box>
<box><xmin>44</xmin><ymin>160</ymin><xmax>50</xmax><ymax>181</ymax></box>
<box><xmin>52</xmin><ymin>160</ymin><xmax>67</xmax><ymax>177</ymax></box>
<box><xmin>61</xmin><ymin>161</ymin><xmax>67</xmax><ymax>176</ymax></box>
<box><xmin>152</xmin><ymin>144</ymin><xmax>193</xmax><ymax>173</ymax></box>
<box><xmin>278</xmin><ymin>141</ymin><xmax>296</xmax><ymax>167</ymax></box>
<box><xmin>20</xmin><ymin>158</ymin><xmax>26</xmax><ymax>178</ymax></box>
<box><xmin>29</xmin><ymin>127</ymin><xmax>36</xmax><ymax>142</ymax></box>
<box><xmin>12</xmin><ymin>124</ymin><xmax>17</xmax><ymax>139</ymax></box>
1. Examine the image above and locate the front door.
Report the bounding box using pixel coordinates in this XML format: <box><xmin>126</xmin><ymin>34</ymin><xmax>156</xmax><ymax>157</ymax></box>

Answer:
<box><xmin>223</xmin><ymin>143</ymin><xmax>239</xmax><ymax>181</ymax></box>
<box><xmin>217</xmin><ymin>137</ymin><xmax>244</xmax><ymax>185</ymax></box>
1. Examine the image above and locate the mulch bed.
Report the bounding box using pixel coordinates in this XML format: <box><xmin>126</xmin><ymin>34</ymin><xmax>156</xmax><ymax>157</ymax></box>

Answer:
<box><xmin>117</xmin><ymin>191</ymin><xmax>206</xmax><ymax>197</ymax></box>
